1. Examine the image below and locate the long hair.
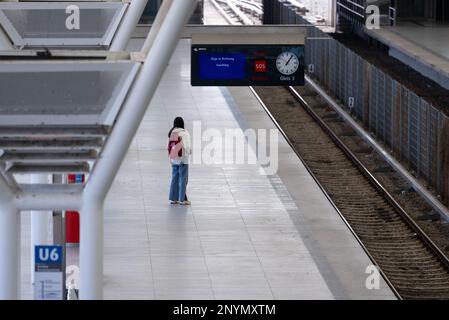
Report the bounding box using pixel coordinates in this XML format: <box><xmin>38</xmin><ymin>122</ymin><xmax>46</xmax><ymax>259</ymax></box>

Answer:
<box><xmin>168</xmin><ymin>117</ymin><xmax>185</xmax><ymax>138</ymax></box>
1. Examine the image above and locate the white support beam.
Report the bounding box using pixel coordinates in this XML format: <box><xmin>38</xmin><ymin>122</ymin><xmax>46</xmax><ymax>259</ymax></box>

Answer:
<box><xmin>79</xmin><ymin>200</ymin><xmax>104</xmax><ymax>300</ymax></box>
<box><xmin>30</xmin><ymin>174</ymin><xmax>51</xmax><ymax>284</ymax></box>
<box><xmin>0</xmin><ymin>168</ymin><xmax>19</xmax><ymax>299</ymax></box>
<box><xmin>0</xmin><ymin>25</ymin><xmax>13</xmax><ymax>51</ymax></box>
<box><xmin>110</xmin><ymin>0</ymin><xmax>148</xmax><ymax>51</ymax></box>
<box><xmin>141</xmin><ymin>0</ymin><xmax>172</xmax><ymax>54</ymax></box>
<box><xmin>0</xmin><ymin>202</ymin><xmax>20</xmax><ymax>300</ymax></box>
<box><xmin>15</xmin><ymin>191</ymin><xmax>82</xmax><ymax>212</ymax></box>
<box><xmin>80</xmin><ymin>0</ymin><xmax>197</xmax><ymax>299</ymax></box>
<box><xmin>0</xmin><ymin>173</ymin><xmax>14</xmax><ymax>202</ymax></box>
<box><xmin>85</xmin><ymin>0</ymin><xmax>198</xmax><ymax>202</ymax></box>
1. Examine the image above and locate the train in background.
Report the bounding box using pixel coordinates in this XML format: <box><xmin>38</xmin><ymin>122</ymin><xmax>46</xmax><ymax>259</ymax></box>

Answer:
<box><xmin>140</xmin><ymin>0</ymin><xmax>204</xmax><ymax>24</ymax></box>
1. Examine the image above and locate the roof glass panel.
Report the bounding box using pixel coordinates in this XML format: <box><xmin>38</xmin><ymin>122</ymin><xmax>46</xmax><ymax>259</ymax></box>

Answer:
<box><xmin>0</xmin><ymin>2</ymin><xmax>127</xmax><ymax>48</ymax></box>
<box><xmin>0</xmin><ymin>61</ymin><xmax>140</xmax><ymax>126</ymax></box>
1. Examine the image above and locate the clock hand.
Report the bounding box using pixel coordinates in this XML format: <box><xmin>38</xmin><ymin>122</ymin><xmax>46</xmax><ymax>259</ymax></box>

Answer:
<box><xmin>285</xmin><ymin>55</ymin><xmax>293</xmax><ymax>66</ymax></box>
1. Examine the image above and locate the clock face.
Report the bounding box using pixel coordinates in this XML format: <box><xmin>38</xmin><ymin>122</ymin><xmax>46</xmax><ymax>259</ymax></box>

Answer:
<box><xmin>276</xmin><ymin>52</ymin><xmax>300</xmax><ymax>75</ymax></box>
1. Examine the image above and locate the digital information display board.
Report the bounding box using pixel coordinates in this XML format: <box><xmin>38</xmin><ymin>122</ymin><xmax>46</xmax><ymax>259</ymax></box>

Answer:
<box><xmin>191</xmin><ymin>45</ymin><xmax>305</xmax><ymax>86</ymax></box>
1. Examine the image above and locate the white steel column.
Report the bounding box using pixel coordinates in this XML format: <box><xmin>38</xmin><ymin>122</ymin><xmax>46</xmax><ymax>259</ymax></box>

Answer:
<box><xmin>80</xmin><ymin>0</ymin><xmax>197</xmax><ymax>300</ymax></box>
<box><xmin>141</xmin><ymin>0</ymin><xmax>173</xmax><ymax>53</ymax></box>
<box><xmin>0</xmin><ymin>173</ymin><xmax>19</xmax><ymax>299</ymax></box>
<box><xmin>16</xmin><ymin>191</ymin><xmax>81</xmax><ymax>212</ymax></box>
<box><xmin>30</xmin><ymin>174</ymin><xmax>51</xmax><ymax>284</ymax></box>
<box><xmin>110</xmin><ymin>0</ymin><xmax>148</xmax><ymax>51</ymax></box>
<box><xmin>0</xmin><ymin>26</ymin><xmax>13</xmax><ymax>51</ymax></box>
<box><xmin>0</xmin><ymin>205</ymin><xmax>20</xmax><ymax>300</ymax></box>
<box><xmin>79</xmin><ymin>200</ymin><xmax>104</xmax><ymax>300</ymax></box>
<box><xmin>85</xmin><ymin>0</ymin><xmax>198</xmax><ymax>202</ymax></box>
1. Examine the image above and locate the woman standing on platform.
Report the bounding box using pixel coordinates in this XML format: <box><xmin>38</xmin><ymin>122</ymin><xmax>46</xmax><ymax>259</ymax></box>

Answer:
<box><xmin>168</xmin><ymin>117</ymin><xmax>191</xmax><ymax>205</ymax></box>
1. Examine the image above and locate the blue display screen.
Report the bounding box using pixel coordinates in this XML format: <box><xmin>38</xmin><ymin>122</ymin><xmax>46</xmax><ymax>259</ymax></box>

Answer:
<box><xmin>199</xmin><ymin>52</ymin><xmax>247</xmax><ymax>80</ymax></box>
<box><xmin>192</xmin><ymin>45</ymin><xmax>305</xmax><ymax>86</ymax></box>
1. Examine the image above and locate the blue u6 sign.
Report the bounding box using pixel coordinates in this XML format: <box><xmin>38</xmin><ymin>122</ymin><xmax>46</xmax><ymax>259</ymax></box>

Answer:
<box><xmin>34</xmin><ymin>245</ymin><xmax>64</xmax><ymax>300</ymax></box>
<box><xmin>35</xmin><ymin>245</ymin><xmax>63</xmax><ymax>267</ymax></box>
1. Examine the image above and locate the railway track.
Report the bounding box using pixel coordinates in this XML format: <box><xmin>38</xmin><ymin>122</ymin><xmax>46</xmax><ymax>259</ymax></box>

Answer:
<box><xmin>252</xmin><ymin>85</ymin><xmax>449</xmax><ymax>300</ymax></box>
<box><xmin>213</xmin><ymin>0</ymin><xmax>262</xmax><ymax>25</ymax></box>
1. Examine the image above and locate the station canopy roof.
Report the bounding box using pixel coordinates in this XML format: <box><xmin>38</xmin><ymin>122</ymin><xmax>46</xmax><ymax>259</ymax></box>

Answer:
<box><xmin>0</xmin><ymin>59</ymin><xmax>140</xmax><ymax>175</ymax></box>
<box><xmin>0</xmin><ymin>2</ymin><xmax>128</xmax><ymax>48</ymax></box>
<box><xmin>0</xmin><ymin>61</ymin><xmax>139</xmax><ymax>126</ymax></box>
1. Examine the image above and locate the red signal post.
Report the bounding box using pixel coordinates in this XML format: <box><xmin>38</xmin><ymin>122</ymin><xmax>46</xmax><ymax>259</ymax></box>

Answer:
<box><xmin>66</xmin><ymin>174</ymin><xmax>85</xmax><ymax>245</ymax></box>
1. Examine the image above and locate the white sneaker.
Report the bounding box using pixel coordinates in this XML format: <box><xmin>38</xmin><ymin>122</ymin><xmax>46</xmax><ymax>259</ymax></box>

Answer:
<box><xmin>180</xmin><ymin>200</ymin><xmax>191</xmax><ymax>205</ymax></box>
<box><xmin>169</xmin><ymin>200</ymin><xmax>178</xmax><ymax>205</ymax></box>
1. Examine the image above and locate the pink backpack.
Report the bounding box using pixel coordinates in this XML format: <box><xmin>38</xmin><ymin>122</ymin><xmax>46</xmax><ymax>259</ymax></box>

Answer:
<box><xmin>168</xmin><ymin>131</ymin><xmax>183</xmax><ymax>161</ymax></box>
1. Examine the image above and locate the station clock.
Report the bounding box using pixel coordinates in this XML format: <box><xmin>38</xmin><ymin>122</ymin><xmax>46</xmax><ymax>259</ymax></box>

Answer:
<box><xmin>276</xmin><ymin>51</ymin><xmax>300</xmax><ymax>76</ymax></box>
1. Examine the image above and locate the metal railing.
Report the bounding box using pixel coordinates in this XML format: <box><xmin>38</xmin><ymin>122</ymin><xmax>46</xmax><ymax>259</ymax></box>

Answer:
<box><xmin>389</xmin><ymin>6</ymin><xmax>396</xmax><ymax>26</ymax></box>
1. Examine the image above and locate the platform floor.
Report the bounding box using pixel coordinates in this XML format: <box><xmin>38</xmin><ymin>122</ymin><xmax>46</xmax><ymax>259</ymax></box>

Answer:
<box><xmin>365</xmin><ymin>23</ymin><xmax>449</xmax><ymax>90</ymax></box>
<box><xmin>20</xmin><ymin>39</ymin><xmax>395</xmax><ymax>300</ymax></box>
<box><xmin>391</xmin><ymin>23</ymin><xmax>449</xmax><ymax>61</ymax></box>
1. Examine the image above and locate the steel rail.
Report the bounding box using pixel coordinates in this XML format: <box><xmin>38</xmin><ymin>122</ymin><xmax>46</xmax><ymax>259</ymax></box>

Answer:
<box><xmin>287</xmin><ymin>85</ymin><xmax>449</xmax><ymax>287</ymax></box>
<box><xmin>249</xmin><ymin>86</ymin><xmax>403</xmax><ymax>300</ymax></box>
